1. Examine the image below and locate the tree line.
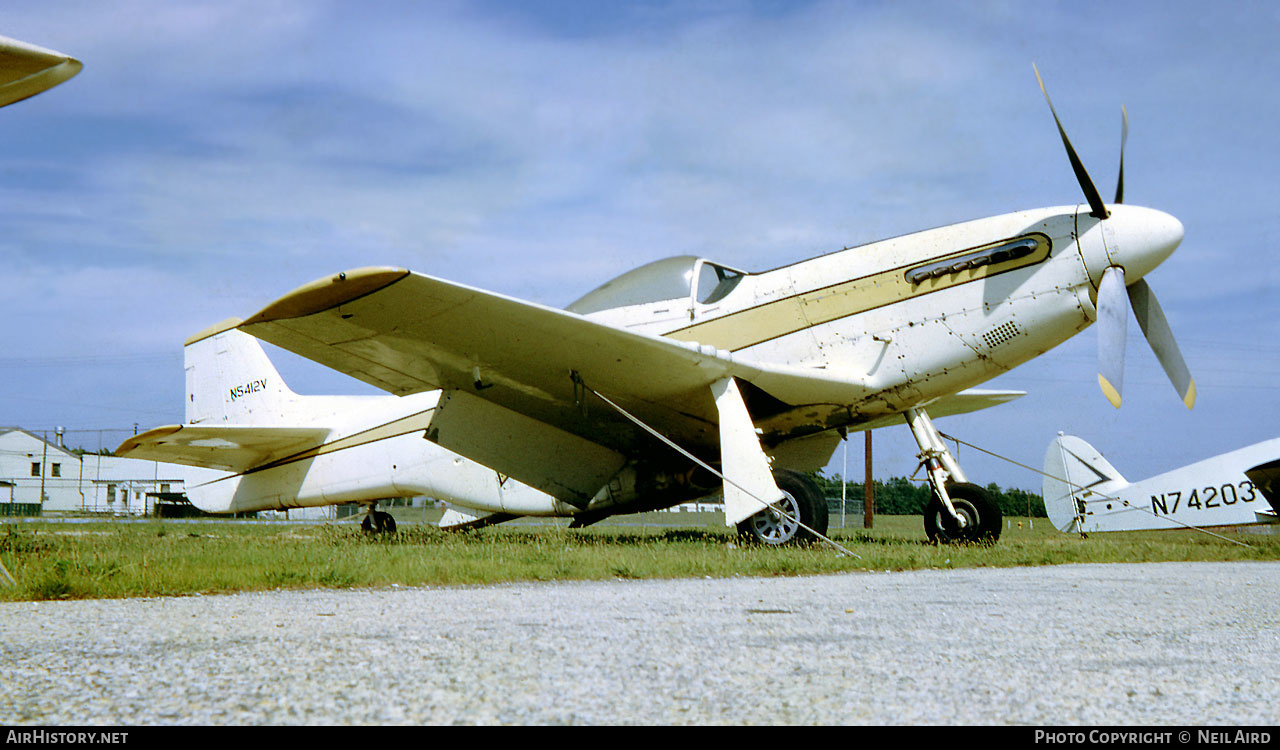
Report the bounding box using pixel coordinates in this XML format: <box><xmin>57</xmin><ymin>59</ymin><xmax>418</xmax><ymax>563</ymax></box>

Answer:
<box><xmin>809</xmin><ymin>473</ymin><xmax>1047</xmax><ymax>517</ymax></box>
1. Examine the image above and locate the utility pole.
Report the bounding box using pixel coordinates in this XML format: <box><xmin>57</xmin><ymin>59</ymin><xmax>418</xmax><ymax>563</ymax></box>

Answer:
<box><xmin>40</xmin><ymin>431</ymin><xmax>48</xmax><ymax>505</ymax></box>
<box><xmin>864</xmin><ymin>430</ymin><xmax>874</xmax><ymax>529</ymax></box>
<box><xmin>840</xmin><ymin>433</ymin><xmax>847</xmax><ymax>528</ymax></box>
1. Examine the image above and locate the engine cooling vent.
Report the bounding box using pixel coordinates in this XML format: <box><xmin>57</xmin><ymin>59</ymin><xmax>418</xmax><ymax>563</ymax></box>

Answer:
<box><xmin>982</xmin><ymin>321</ymin><xmax>1021</xmax><ymax>349</ymax></box>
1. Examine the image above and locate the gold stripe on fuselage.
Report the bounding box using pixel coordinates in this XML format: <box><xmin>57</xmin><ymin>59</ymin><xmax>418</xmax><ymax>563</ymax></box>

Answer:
<box><xmin>666</xmin><ymin>233</ymin><xmax>1052</xmax><ymax>352</ymax></box>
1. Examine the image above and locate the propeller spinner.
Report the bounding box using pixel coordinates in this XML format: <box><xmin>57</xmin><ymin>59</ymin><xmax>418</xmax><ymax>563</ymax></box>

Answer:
<box><xmin>1034</xmin><ymin>64</ymin><xmax>1195</xmax><ymax>410</ymax></box>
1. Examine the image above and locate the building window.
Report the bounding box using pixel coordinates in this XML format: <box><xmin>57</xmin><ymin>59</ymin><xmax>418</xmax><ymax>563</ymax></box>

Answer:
<box><xmin>30</xmin><ymin>462</ymin><xmax>39</xmax><ymax>477</ymax></box>
<box><xmin>51</xmin><ymin>463</ymin><xmax>61</xmax><ymax>478</ymax></box>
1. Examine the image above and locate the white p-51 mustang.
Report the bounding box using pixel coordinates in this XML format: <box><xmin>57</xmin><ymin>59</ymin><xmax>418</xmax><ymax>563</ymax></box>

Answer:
<box><xmin>118</xmin><ymin>70</ymin><xmax>1195</xmax><ymax>545</ymax></box>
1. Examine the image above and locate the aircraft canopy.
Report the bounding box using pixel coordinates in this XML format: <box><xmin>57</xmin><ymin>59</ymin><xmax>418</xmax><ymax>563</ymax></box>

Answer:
<box><xmin>566</xmin><ymin>255</ymin><xmax>747</xmax><ymax>315</ymax></box>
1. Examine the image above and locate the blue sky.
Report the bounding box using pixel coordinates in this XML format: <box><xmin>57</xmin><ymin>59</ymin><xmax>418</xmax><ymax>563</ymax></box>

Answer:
<box><xmin>1</xmin><ymin>1</ymin><xmax>1277</xmax><ymax>491</ymax></box>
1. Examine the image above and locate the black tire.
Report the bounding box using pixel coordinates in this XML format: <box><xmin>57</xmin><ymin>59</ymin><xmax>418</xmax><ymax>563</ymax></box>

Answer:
<box><xmin>377</xmin><ymin>511</ymin><xmax>397</xmax><ymax>534</ymax></box>
<box><xmin>924</xmin><ymin>482</ymin><xmax>1001</xmax><ymax>544</ymax></box>
<box><xmin>737</xmin><ymin>468</ymin><xmax>829</xmax><ymax>546</ymax></box>
<box><xmin>361</xmin><ymin>510</ymin><xmax>397</xmax><ymax>535</ymax></box>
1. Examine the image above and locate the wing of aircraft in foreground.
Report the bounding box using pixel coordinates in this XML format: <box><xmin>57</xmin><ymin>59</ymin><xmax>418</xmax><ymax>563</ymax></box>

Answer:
<box><xmin>237</xmin><ymin>267</ymin><xmax>1034</xmax><ymax>533</ymax></box>
<box><xmin>1043</xmin><ymin>435</ymin><xmax>1280</xmax><ymax>533</ymax></box>
<box><xmin>0</xmin><ymin>35</ymin><xmax>80</xmax><ymax>107</ymax></box>
<box><xmin>238</xmin><ymin>268</ymin><xmax>872</xmax><ymax>446</ymax></box>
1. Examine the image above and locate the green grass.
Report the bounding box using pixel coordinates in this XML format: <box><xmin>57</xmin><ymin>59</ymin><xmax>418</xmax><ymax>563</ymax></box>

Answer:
<box><xmin>1</xmin><ymin>515</ymin><xmax>1276</xmax><ymax>601</ymax></box>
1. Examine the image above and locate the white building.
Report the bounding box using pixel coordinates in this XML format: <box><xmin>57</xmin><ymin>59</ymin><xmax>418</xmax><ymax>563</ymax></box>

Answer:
<box><xmin>0</xmin><ymin>427</ymin><xmax>342</xmax><ymax>519</ymax></box>
<box><xmin>0</xmin><ymin>427</ymin><xmax>185</xmax><ymax>515</ymax></box>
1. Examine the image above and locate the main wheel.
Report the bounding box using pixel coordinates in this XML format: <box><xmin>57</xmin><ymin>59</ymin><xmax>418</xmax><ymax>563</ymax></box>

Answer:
<box><xmin>924</xmin><ymin>482</ymin><xmax>1001</xmax><ymax>544</ymax></box>
<box><xmin>361</xmin><ymin>510</ymin><xmax>398</xmax><ymax>535</ymax></box>
<box><xmin>737</xmin><ymin>468</ymin><xmax>829</xmax><ymax>546</ymax></box>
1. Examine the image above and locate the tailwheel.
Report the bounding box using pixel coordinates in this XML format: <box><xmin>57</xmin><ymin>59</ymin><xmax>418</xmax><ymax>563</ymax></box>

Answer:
<box><xmin>737</xmin><ymin>468</ymin><xmax>829</xmax><ymax>546</ymax></box>
<box><xmin>361</xmin><ymin>509</ymin><xmax>398</xmax><ymax>535</ymax></box>
<box><xmin>924</xmin><ymin>482</ymin><xmax>1001</xmax><ymax>544</ymax></box>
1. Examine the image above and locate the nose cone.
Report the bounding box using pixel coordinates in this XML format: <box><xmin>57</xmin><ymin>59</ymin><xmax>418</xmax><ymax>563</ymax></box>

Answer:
<box><xmin>1103</xmin><ymin>205</ymin><xmax>1184</xmax><ymax>282</ymax></box>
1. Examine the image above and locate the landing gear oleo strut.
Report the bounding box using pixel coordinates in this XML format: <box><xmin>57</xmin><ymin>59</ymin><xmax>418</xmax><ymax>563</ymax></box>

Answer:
<box><xmin>905</xmin><ymin>408</ymin><xmax>1001</xmax><ymax>543</ymax></box>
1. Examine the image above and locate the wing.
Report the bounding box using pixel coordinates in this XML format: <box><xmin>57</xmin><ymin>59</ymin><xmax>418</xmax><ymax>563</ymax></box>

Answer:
<box><xmin>1244</xmin><ymin>458</ymin><xmax>1280</xmax><ymax>514</ymax></box>
<box><xmin>847</xmin><ymin>388</ymin><xmax>1026</xmax><ymax>432</ymax></box>
<box><xmin>116</xmin><ymin>425</ymin><xmax>331</xmax><ymax>473</ymax></box>
<box><xmin>0</xmin><ymin>35</ymin><xmax>81</xmax><ymax>107</ymax></box>
<box><xmin>233</xmin><ymin>268</ymin><xmax>1030</xmax><ymax>518</ymax></box>
<box><xmin>237</xmin><ymin>267</ymin><xmax>874</xmax><ymax>458</ymax></box>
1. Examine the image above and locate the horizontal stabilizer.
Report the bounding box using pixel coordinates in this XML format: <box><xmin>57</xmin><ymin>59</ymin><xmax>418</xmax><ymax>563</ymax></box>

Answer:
<box><xmin>438</xmin><ymin>506</ymin><xmax>519</xmax><ymax>530</ymax></box>
<box><xmin>116</xmin><ymin>424</ymin><xmax>331</xmax><ymax>473</ymax></box>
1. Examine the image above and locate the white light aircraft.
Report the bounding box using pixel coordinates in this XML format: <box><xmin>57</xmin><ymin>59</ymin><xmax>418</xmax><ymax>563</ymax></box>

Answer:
<box><xmin>1043</xmin><ymin>435</ymin><xmax>1280</xmax><ymax>534</ymax></box>
<box><xmin>118</xmin><ymin>69</ymin><xmax>1197</xmax><ymax>545</ymax></box>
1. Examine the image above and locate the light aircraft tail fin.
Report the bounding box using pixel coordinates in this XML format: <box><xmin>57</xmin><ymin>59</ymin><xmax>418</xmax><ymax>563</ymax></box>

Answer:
<box><xmin>1042</xmin><ymin>434</ymin><xmax>1130</xmax><ymax>533</ymax></box>
<box><xmin>184</xmin><ymin>320</ymin><xmax>299</xmax><ymax>425</ymax></box>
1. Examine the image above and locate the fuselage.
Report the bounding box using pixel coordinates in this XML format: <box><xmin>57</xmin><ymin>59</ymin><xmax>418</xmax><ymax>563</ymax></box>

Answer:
<box><xmin>1047</xmin><ymin>438</ymin><xmax>1280</xmax><ymax>533</ymax></box>
<box><xmin>183</xmin><ymin>389</ymin><xmax>583</xmax><ymax>517</ymax></box>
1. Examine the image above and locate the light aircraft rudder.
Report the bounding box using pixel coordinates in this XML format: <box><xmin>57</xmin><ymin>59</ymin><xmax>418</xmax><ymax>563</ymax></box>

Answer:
<box><xmin>1042</xmin><ymin>434</ymin><xmax>1130</xmax><ymax>533</ymax></box>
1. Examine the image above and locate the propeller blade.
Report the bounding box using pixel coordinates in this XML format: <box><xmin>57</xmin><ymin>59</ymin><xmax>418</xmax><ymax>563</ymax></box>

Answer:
<box><xmin>1115</xmin><ymin>105</ymin><xmax>1128</xmax><ymax>204</ymax></box>
<box><xmin>1034</xmin><ymin>63</ymin><xmax>1110</xmax><ymax>220</ymax></box>
<box><xmin>1096</xmin><ymin>266</ymin><xmax>1129</xmax><ymax>408</ymax></box>
<box><xmin>1127</xmin><ymin>279</ymin><xmax>1197</xmax><ymax>409</ymax></box>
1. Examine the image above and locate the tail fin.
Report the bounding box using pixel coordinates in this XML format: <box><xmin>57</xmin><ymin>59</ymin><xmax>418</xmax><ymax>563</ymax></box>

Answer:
<box><xmin>184</xmin><ymin>320</ymin><xmax>298</xmax><ymax>425</ymax></box>
<box><xmin>1042</xmin><ymin>434</ymin><xmax>1129</xmax><ymax>533</ymax></box>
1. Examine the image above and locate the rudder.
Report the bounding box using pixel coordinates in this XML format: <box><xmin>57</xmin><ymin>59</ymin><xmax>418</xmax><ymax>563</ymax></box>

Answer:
<box><xmin>1042</xmin><ymin>434</ymin><xmax>1129</xmax><ymax>533</ymax></box>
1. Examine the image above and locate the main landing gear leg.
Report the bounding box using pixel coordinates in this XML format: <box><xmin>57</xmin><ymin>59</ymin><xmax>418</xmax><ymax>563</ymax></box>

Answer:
<box><xmin>904</xmin><ymin>408</ymin><xmax>1001</xmax><ymax>544</ymax></box>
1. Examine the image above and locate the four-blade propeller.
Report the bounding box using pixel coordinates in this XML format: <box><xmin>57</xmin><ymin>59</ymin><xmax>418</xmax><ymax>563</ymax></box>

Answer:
<box><xmin>1034</xmin><ymin>64</ymin><xmax>1195</xmax><ymax>410</ymax></box>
